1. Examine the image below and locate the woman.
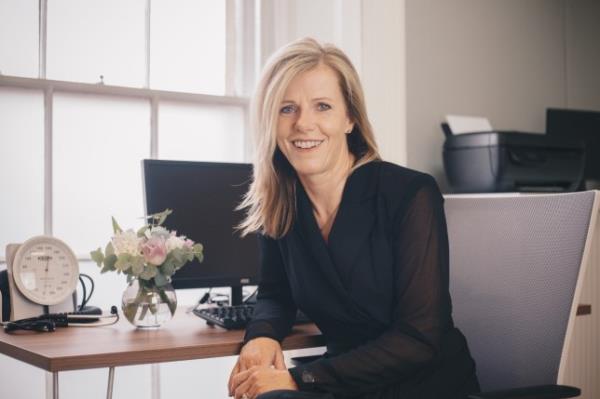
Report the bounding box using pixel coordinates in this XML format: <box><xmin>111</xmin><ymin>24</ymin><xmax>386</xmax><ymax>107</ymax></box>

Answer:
<box><xmin>228</xmin><ymin>37</ymin><xmax>479</xmax><ymax>399</ymax></box>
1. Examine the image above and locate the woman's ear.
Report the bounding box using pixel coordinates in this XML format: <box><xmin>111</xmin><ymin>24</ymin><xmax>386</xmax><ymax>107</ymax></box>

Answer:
<box><xmin>345</xmin><ymin>122</ymin><xmax>355</xmax><ymax>135</ymax></box>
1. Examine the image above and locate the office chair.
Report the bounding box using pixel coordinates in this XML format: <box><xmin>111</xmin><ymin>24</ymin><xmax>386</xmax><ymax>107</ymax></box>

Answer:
<box><xmin>445</xmin><ymin>191</ymin><xmax>598</xmax><ymax>399</ymax></box>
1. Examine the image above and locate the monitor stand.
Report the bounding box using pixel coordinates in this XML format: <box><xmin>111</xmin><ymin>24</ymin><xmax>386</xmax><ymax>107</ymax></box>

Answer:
<box><xmin>231</xmin><ymin>286</ymin><xmax>243</xmax><ymax>306</ymax></box>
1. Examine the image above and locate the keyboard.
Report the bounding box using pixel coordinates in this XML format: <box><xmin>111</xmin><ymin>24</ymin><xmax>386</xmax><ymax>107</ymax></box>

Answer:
<box><xmin>193</xmin><ymin>304</ymin><xmax>311</xmax><ymax>330</ymax></box>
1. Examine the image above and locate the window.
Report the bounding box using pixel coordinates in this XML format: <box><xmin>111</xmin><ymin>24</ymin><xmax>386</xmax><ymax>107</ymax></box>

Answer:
<box><xmin>47</xmin><ymin>0</ymin><xmax>147</xmax><ymax>87</ymax></box>
<box><xmin>53</xmin><ymin>94</ymin><xmax>150</xmax><ymax>254</ymax></box>
<box><xmin>0</xmin><ymin>1</ymin><xmax>256</xmax><ymax>257</ymax></box>
<box><xmin>159</xmin><ymin>101</ymin><xmax>245</xmax><ymax>162</ymax></box>
<box><xmin>0</xmin><ymin>0</ymin><xmax>39</xmax><ymax>78</ymax></box>
<box><xmin>0</xmin><ymin>88</ymin><xmax>44</xmax><ymax>247</ymax></box>
<box><xmin>150</xmin><ymin>0</ymin><xmax>226</xmax><ymax>94</ymax></box>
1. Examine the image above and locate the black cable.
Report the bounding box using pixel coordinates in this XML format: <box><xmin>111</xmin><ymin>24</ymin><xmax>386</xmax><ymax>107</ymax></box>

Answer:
<box><xmin>78</xmin><ymin>275</ymin><xmax>87</xmax><ymax>309</ymax></box>
<box><xmin>3</xmin><ymin>306</ymin><xmax>120</xmax><ymax>332</ymax></box>
<box><xmin>78</xmin><ymin>273</ymin><xmax>95</xmax><ymax>310</ymax></box>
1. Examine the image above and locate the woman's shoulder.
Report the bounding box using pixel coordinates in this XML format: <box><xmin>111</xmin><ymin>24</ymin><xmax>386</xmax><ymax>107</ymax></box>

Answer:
<box><xmin>366</xmin><ymin>161</ymin><xmax>442</xmax><ymax>215</ymax></box>
<box><xmin>375</xmin><ymin>161</ymin><xmax>438</xmax><ymax>191</ymax></box>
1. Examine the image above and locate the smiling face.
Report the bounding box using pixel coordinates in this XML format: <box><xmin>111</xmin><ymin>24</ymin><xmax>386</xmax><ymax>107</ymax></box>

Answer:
<box><xmin>276</xmin><ymin>63</ymin><xmax>355</xmax><ymax>179</ymax></box>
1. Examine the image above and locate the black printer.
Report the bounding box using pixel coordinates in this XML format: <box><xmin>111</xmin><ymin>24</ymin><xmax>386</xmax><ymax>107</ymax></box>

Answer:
<box><xmin>442</xmin><ymin>125</ymin><xmax>585</xmax><ymax>193</ymax></box>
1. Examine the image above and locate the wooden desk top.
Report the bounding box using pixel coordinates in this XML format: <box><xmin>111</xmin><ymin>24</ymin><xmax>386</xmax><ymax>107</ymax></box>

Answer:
<box><xmin>0</xmin><ymin>310</ymin><xmax>325</xmax><ymax>372</ymax></box>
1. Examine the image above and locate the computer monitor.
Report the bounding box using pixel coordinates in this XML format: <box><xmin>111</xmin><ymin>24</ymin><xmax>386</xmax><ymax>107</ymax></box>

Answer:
<box><xmin>546</xmin><ymin>108</ymin><xmax>600</xmax><ymax>183</ymax></box>
<box><xmin>142</xmin><ymin>159</ymin><xmax>260</xmax><ymax>305</ymax></box>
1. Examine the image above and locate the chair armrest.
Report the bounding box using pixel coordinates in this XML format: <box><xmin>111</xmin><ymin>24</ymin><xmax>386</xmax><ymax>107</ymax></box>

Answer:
<box><xmin>468</xmin><ymin>384</ymin><xmax>580</xmax><ymax>399</ymax></box>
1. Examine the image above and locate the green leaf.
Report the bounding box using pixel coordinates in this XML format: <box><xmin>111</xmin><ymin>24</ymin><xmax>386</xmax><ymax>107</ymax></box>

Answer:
<box><xmin>111</xmin><ymin>216</ymin><xmax>123</xmax><ymax>234</ymax></box>
<box><xmin>105</xmin><ymin>242</ymin><xmax>115</xmax><ymax>256</ymax></box>
<box><xmin>90</xmin><ymin>248</ymin><xmax>104</xmax><ymax>267</ymax></box>
<box><xmin>131</xmin><ymin>256</ymin><xmax>145</xmax><ymax>275</ymax></box>
<box><xmin>193</xmin><ymin>243</ymin><xmax>204</xmax><ymax>262</ymax></box>
<box><xmin>156</xmin><ymin>209</ymin><xmax>173</xmax><ymax>226</ymax></box>
<box><xmin>161</xmin><ymin>259</ymin><xmax>176</xmax><ymax>277</ymax></box>
<box><xmin>171</xmin><ymin>248</ymin><xmax>184</xmax><ymax>264</ymax></box>
<box><xmin>115</xmin><ymin>254</ymin><xmax>133</xmax><ymax>272</ymax></box>
<box><xmin>101</xmin><ymin>254</ymin><xmax>117</xmax><ymax>273</ymax></box>
<box><xmin>139</xmin><ymin>265</ymin><xmax>158</xmax><ymax>280</ymax></box>
<box><xmin>154</xmin><ymin>272</ymin><xmax>169</xmax><ymax>287</ymax></box>
<box><xmin>137</xmin><ymin>225</ymin><xmax>149</xmax><ymax>238</ymax></box>
<box><xmin>146</xmin><ymin>209</ymin><xmax>172</xmax><ymax>226</ymax></box>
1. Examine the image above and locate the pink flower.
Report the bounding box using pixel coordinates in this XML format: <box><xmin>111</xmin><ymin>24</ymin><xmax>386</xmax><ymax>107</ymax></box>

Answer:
<box><xmin>141</xmin><ymin>236</ymin><xmax>167</xmax><ymax>265</ymax></box>
<box><xmin>184</xmin><ymin>239</ymin><xmax>195</xmax><ymax>249</ymax></box>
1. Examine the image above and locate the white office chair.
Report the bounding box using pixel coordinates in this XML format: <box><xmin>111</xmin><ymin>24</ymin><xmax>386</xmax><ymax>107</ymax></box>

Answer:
<box><xmin>445</xmin><ymin>191</ymin><xmax>598</xmax><ymax>399</ymax></box>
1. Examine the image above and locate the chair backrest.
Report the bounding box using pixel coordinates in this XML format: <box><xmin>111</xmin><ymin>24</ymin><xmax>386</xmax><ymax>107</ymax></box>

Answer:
<box><xmin>445</xmin><ymin>191</ymin><xmax>597</xmax><ymax>392</ymax></box>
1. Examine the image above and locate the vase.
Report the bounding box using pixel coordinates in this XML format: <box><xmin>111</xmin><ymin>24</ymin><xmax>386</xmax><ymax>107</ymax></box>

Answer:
<box><xmin>121</xmin><ymin>278</ymin><xmax>177</xmax><ymax>328</ymax></box>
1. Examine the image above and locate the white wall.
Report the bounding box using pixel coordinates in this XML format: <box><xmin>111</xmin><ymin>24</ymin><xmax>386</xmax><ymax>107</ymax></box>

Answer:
<box><xmin>260</xmin><ymin>0</ymin><xmax>407</xmax><ymax>166</ymax></box>
<box><xmin>362</xmin><ymin>0</ymin><xmax>407</xmax><ymax>166</ymax></box>
<box><xmin>566</xmin><ymin>0</ymin><xmax>600</xmax><ymax>111</ymax></box>
<box><xmin>405</xmin><ymin>0</ymin><xmax>600</xmax><ymax>190</ymax></box>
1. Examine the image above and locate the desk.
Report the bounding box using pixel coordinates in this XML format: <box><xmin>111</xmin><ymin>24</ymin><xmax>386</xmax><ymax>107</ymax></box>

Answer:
<box><xmin>0</xmin><ymin>310</ymin><xmax>325</xmax><ymax>399</ymax></box>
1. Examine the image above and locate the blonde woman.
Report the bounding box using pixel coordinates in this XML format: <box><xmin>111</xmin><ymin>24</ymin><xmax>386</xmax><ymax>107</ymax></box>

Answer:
<box><xmin>228</xmin><ymin>38</ymin><xmax>479</xmax><ymax>399</ymax></box>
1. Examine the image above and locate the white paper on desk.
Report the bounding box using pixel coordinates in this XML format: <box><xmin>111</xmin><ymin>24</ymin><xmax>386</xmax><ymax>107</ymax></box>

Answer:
<box><xmin>445</xmin><ymin>114</ymin><xmax>493</xmax><ymax>134</ymax></box>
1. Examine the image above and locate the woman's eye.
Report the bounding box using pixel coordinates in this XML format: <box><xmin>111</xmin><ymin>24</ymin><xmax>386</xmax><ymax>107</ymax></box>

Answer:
<box><xmin>317</xmin><ymin>103</ymin><xmax>331</xmax><ymax>111</ymax></box>
<box><xmin>280</xmin><ymin>105</ymin><xmax>296</xmax><ymax>114</ymax></box>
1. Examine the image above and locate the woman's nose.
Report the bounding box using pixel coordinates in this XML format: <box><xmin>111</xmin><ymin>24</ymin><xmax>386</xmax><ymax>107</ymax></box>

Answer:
<box><xmin>294</xmin><ymin>109</ymin><xmax>316</xmax><ymax>133</ymax></box>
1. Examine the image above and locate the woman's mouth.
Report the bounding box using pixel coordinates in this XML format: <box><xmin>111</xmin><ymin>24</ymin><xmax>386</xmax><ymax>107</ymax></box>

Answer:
<box><xmin>292</xmin><ymin>140</ymin><xmax>324</xmax><ymax>149</ymax></box>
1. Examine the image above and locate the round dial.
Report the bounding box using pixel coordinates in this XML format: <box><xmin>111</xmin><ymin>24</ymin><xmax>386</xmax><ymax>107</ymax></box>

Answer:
<box><xmin>12</xmin><ymin>236</ymin><xmax>79</xmax><ymax>306</ymax></box>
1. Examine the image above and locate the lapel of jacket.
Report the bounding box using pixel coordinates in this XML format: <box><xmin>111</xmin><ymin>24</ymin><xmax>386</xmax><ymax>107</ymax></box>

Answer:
<box><xmin>293</xmin><ymin>162</ymin><xmax>379</xmax><ymax>307</ymax></box>
<box><xmin>328</xmin><ymin>162</ymin><xmax>378</xmax><ymax>286</ymax></box>
<box><xmin>294</xmin><ymin>181</ymin><xmax>347</xmax><ymax>295</ymax></box>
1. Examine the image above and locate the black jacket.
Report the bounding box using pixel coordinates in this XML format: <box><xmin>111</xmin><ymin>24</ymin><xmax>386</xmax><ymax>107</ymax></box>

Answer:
<box><xmin>244</xmin><ymin>161</ymin><xmax>479</xmax><ymax>399</ymax></box>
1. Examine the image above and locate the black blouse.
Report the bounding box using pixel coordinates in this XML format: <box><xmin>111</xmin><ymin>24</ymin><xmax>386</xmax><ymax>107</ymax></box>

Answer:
<box><xmin>244</xmin><ymin>161</ymin><xmax>478</xmax><ymax>399</ymax></box>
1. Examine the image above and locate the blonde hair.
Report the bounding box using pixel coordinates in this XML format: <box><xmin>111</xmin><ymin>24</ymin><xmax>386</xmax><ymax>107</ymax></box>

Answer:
<box><xmin>238</xmin><ymin>37</ymin><xmax>380</xmax><ymax>238</ymax></box>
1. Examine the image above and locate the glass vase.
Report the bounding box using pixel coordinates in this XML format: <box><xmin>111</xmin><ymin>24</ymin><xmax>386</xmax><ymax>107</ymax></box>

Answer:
<box><xmin>121</xmin><ymin>278</ymin><xmax>177</xmax><ymax>328</ymax></box>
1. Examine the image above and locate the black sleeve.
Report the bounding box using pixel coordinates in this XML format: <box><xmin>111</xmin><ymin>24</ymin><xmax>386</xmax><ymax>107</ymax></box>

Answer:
<box><xmin>243</xmin><ymin>234</ymin><xmax>298</xmax><ymax>344</ymax></box>
<box><xmin>289</xmin><ymin>176</ymin><xmax>451</xmax><ymax>395</ymax></box>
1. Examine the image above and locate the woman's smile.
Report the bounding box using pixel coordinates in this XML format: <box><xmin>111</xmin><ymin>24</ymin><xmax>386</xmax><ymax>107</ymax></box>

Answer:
<box><xmin>292</xmin><ymin>139</ymin><xmax>325</xmax><ymax>150</ymax></box>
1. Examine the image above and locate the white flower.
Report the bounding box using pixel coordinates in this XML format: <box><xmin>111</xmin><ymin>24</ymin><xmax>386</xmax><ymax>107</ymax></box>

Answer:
<box><xmin>145</xmin><ymin>226</ymin><xmax>170</xmax><ymax>239</ymax></box>
<box><xmin>111</xmin><ymin>229</ymin><xmax>142</xmax><ymax>256</ymax></box>
<box><xmin>165</xmin><ymin>234</ymin><xmax>186</xmax><ymax>252</ymax></box>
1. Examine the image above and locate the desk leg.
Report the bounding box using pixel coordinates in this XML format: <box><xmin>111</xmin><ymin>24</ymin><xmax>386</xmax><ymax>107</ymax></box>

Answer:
<box><xmin>107</xmin><ymin>366</ymin><xmax>115</xmax><ymax>399</ymax></box>
<box><xmin>52</xmin><ymin>372</ymin><xmax>58</xmax><ymax>399</ymax></box>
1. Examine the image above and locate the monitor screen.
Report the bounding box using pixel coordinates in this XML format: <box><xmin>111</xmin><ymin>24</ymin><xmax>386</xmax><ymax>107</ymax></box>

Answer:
<box><xmin>142</xmin><ymin>160</ymin><xmax>260</xmax><ymax>296</ymax></box>
<box><xmin>546</xmin><ymin>108</ymin><xmax>600</xmax><ymax>181</ymax></box>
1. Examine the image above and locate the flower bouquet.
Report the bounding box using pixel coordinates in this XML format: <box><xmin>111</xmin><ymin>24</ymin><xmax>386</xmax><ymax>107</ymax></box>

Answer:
<box><xmin>91</xmin><ymin>209</ymin><xmax>203</xmax><ymax>327</ymax></box>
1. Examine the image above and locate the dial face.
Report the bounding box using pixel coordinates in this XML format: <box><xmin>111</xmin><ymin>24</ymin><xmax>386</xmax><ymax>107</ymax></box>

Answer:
<box><xmin>12</xmin><ymin>236</ymin><xmax>79</xmax><ymax>306</ymax></box>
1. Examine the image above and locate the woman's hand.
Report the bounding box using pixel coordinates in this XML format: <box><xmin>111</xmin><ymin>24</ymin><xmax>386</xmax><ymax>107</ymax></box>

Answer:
<box><xmin>228</xmin><ymin>337</ymin><xmax>286</xmax><ymax>396</ymax></box>
<box><xmin>231</xmin><ymin>366</ymin><xmax>298</xmax><ymax>399</ymax></box>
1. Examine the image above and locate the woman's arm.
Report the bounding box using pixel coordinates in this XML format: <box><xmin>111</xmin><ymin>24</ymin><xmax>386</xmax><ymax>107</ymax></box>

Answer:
<box><xmin>244</xmin><ymin>234</ymin><xmax>298</xmax><ymax>344</ymax></box>
<box><xmin>228</xmin><ymin>235</ymin><xmax>299</xmax><ymax>397</ymax></box>
<box><xmin>289</xmin><ymin>176</ymin><xmax>450</xmax><ymax>395</ymax></box>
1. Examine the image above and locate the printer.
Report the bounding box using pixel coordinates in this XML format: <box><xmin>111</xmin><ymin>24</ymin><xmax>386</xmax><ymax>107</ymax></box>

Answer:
<box><xmin>442</xmin><ymin>124</ymin><xmax>585</xmax><ymax>193</ymax></box>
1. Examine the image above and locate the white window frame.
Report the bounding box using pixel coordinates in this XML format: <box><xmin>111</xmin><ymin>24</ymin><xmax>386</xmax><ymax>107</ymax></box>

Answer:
<box><xmin>0</xmin><ymin>0</ymin><xmax>258</xmax><ymax>262</ymax></box>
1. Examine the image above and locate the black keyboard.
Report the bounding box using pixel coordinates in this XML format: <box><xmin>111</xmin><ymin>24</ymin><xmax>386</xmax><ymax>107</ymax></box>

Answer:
<box><xmin>193</xmin><ymin>304</ymin><xmax>311</xmax><ymax>330</ymax></box>
<box><xmin>194</xmin><ymin>304</ymin><xmax>255</xmax><ymax>329</ymax></box>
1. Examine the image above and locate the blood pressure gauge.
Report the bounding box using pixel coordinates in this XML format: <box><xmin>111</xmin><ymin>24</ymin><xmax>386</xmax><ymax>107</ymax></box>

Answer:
<box><xmin>9</xmin><ymin>236</ymin><xmax>80</xmax><ymax>306</ymax></box>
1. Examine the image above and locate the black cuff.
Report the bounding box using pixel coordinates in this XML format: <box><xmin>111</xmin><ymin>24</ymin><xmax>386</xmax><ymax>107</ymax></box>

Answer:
<box><xmin>243</xmin><ymin>320</ymin><xmax>283</xmax><ymax>344</ymax></box>
<box><xmin>288</xmin><ymin>362</ymin><xmax>330</xmax><ymax>393</ymax></box>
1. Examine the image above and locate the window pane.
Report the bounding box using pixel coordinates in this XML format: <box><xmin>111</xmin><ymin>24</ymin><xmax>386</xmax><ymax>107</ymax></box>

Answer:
<box><xmin>53</xmin><ymin>93</ymin><xmax>150</xmax><ymax>256</ymax></box>
<box><xmin>0</xmin><ymin>88</ymin><xmax>44</xmax><ymax>251</ymax></box>
<box><xmin>47</xmin><ymin>0</ymin><xmax>146</xmax><ymax>87</ymax></box>
<box><xmin>158</xmin><ymin>102</ymin><xmax>245</xmax><ymax>162</ymax></box>
<box><xmin>0</xmin><ymin>0</ymin><xmax>39</xmax><ymax>77</ymax></box>
<box><xmin>150</xmin><ymin>0</ymin><xmax>226</xmax><ymax>94</ymax></box>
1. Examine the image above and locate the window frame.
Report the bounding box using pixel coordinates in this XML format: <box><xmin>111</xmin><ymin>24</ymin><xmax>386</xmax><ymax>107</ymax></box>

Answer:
<box><xmin>0</xmin><ymin>0</ymin><xmax>256</xmax><ymax>261</ymax></box>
